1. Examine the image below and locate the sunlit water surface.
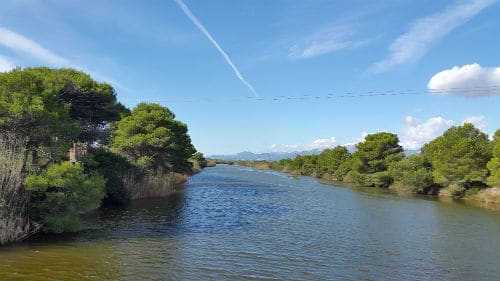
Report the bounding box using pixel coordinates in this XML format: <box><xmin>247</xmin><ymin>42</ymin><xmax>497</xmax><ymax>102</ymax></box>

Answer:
<box><xmin>1</xmin><ymin>164</ymin><xmax>499</xmax><ymax>280</ymax></box>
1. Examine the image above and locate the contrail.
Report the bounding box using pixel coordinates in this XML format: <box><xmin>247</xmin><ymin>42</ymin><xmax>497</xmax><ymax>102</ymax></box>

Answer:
<box><xmin>174</xmin><ymin>0</ymin><xmax>258</xmax><ymax>97</ymax></box>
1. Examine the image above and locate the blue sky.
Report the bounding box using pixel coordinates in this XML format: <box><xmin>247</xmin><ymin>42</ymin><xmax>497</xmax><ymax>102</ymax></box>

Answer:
<box><xmin>0</xmin><ymin>0</ymin><xmax>499</xmax><ymax>155</ymax></box>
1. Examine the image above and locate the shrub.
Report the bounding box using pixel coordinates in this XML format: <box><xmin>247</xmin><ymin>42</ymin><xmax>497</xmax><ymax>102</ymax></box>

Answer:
<box><xmin>388</xmin><ymin>155</ymin><xmax>435</xmax><ymax>194</ymax></box>
<box><xmin>487</xmin><ymin>131</ymin><xmax>500</xmax><ymax>187</ymax></box>
<box><xmin>370</xmin><ymin>171</ymin><xmax>393</xmax><ymax>187</ymax></box>
<box><xmin>191</xmin><ymin>152</ymin><xmax>208</xmax><ymax>168</ymax></box>
<box><xmin>81</xmin><ymin>149</ymin><xmax>138</xmax><ymax>205</ymax></box>
<box><xmin>333</xmin><ymin>158</ymin><xmax>352</xmax><ymax>181</ymax></box>
<box><xmin>439</xmin><ymin>185</ymin><xmax>466</xmax><ymax>197</ymax></box>
<box><xmin>26</xmin><ymin>162</ymin><xmax>105</xmax><ymax>233</ymax></box>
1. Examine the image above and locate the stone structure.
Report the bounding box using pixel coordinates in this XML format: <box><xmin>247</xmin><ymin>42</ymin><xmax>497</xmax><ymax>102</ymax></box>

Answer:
<box><xmin>69</xmin><ymin>143</ymin><xmax>88</xmax><ymax>164</ymax></box>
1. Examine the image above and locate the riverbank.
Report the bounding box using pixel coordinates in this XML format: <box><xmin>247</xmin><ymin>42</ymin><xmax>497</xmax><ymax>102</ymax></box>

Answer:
<box><xmin>0</xmin><ymin>67</ymin><xmax>202</xmax><ymax>245</ymax></box>
<box><xmin>2</xmin><ymin>164</ymin><xmax>500</xmax><ymax>281</ymax></box>
<box><xmin>234</xmin><ymin>161</ymin><xmax>500</xmax><ymax>210</ymax></box>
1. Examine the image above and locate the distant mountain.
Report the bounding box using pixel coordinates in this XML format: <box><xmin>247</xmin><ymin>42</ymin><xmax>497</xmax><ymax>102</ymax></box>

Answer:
<box><xmin>209</xmin><ymin>146</ymin><xmax>419</xmax><ymax>161</ymax></box>
<box><xmin>208</xmin><ymin>150</ymin><xmax>321</xmax><ymax>161</ymax></box>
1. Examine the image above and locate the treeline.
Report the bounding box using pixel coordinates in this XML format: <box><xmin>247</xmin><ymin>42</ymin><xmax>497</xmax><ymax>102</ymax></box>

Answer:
<box><xmin>238</xmin><ymin>126</ymin><xmax>500</xmax><ymax>202</ymax></box>
<box><xmin>0</xmin><ymin>67</ymin><xmax>206</xmax><ymax>244</ymax></box>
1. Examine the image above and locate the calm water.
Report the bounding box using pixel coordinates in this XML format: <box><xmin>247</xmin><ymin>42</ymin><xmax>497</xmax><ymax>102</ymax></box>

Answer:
<box><xmin>1</xmin><ymin>164</ymin><xmax>500</xmax><ymax>281</ymax></box>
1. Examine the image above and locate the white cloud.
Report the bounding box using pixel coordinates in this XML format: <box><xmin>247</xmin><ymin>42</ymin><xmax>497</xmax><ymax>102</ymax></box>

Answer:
<box><xmin>341</xmin><ymin>132</ymin><xmax>369</xmax><ymax>147</ymax></box>
<box><xmin>462</xmin><ymin>115</ymin><xmax>487</xmax><ymax>131</ymax></box>
<box><xmin>0</xmin><ymin>27</ymin><xmax>72</xmax><ymax>67</ymax></box>
<box><xmin>288</xmin><ymin>25</ymin><xmax>371</xmax><ymax>59</ymax></box>
<box><xmin>400</xmin><ymin>116</ymin><xmax>453</xmax><ymax>150</ymax></box>
<box><xmin>174</xmin><ymin>0</ymin><xmax>258</xmax><ymax>97</ymax></box>
<box><xmin>371</xmin><ymin>0</ymin><xmax>495</xmax><ymax>73</ymax></box>
<box><xmin>0</xmin><ymin>27</ymin><xmax>126</xmax><ymax>90</ymax></box>
<box><xmin>0</xmin><ymin>55</ymin><xmax>15</xmax><ymax>72</ymax></box>
<box><xmin>270</xmin><ymin>137</ymin><xmax>337</xmax><ymax>153</ymax></box>
<box><xmin>428</xmin><ymin>63</ymin><xmax>500</xmax><ymax>96</ymax></box>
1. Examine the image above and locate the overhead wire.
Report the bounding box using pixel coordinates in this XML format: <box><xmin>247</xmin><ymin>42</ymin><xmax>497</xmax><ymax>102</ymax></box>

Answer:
<box><xmin>123</xmin><ymin>85</ymin><xmax>500</xmax><ymax>104</ymax></box>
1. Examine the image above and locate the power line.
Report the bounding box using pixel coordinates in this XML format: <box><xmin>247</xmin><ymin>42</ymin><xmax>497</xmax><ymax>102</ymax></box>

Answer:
<box><xmin>123</xmin><ymin>85</ymin><xmax>500</xmax><ymax>104</ymax></box>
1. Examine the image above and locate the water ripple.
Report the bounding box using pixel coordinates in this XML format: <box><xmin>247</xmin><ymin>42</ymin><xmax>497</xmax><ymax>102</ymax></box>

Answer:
<box><xmin>1</xmin><ymin>165</ymin><xmax>500</xmax><ymax>281</ymax></box>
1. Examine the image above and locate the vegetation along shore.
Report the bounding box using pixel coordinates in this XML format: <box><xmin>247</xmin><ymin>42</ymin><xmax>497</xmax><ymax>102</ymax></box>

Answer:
<box><xmin>1</xmin><ymin>67</ymin><xmax>498</xmax><ymax>247</ymax></box>
<box><xmin>236</xmin><ymin>127</ymin><xmax>500</xmax><ymax>208</ymax></box>
<box><xmin>0</xmin><ymin>67</ymin><xmax>210</xmax><ymax>245</ymax></box>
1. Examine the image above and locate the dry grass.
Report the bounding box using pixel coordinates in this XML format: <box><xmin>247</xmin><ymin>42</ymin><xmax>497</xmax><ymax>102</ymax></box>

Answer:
<box><xmin>0</xmin><ymin>134</ymin><xmax>40</xmax><ymax>245</ymax></box>
<box><xmin>124</xmin><ymin>172</ymin><xmax>188</xmax><ymax>200</ymax></box>
<box><xmin>474</xmin><ymin>188</ymin><xmax>500</xmax><ymax>205</ymax></box>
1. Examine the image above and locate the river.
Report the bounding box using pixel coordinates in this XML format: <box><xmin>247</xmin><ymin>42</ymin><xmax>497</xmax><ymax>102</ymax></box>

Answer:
<box><xmin>1</xmin><ymin>164</ymin><xmax>499</xmax><ymax>280</ymax></box>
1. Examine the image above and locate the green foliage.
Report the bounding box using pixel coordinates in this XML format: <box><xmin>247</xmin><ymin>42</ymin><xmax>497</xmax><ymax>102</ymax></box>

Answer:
<box><xmin>333</xmin><ymin>156</ymin><xmax>352</xmax><ymax>181</ymax></box>
<box><xmin>487</xmin><ymin>129</ymin><xmax>500</xmax><ymax>187</ymax></box>
<box><xmin>191</xmin><ymin>152</ymin><xmax>208</xmax><ymax>168</ymax></box>
<box><xmin>493</xmin><ymin>129</ymin><xmax>500</xmax><ymax>142</ymax></box>
<box><xmin>422</xmin><ymin>124</ymin><xmax>491</xmax><ymax>189</ymax></box>
<box><xmin>58</xmin><ymin>74</ymin><xmax>128</xmax><ymax>144</ymax></box>
<box><xmin>297</xmin><ymin>155</ymin><xmax>318</xmax><ymax>175</ymax></box>
<box><xmin>349</xmin><ymin>132</ymin><xmax>404</xmax><ymax>187</ymax></box>
<box><xmin>0</xmin><ymin>67</ymin><xmax>203</xmax><ymax>236</ymax></box>
<box><xmin>25</xmin><ymin>162</ymin><xmax>105</xmax><ymax>233</ymax></box>
<box><xmin>81</xmin><ymin>149</ymin><xmax>139</xmax><ymax>205</ymax></box>
<box><xmin>111</xmin><ymin>103</ymin><xmax>196</xmax><ymax>173</ymax></box>
<box><xmin>463</xmin><ymin>187</ymin><xmax>481</xmax><ymax>198</ymax></box>
<box><xmin>317</xmin><ymin>146</ymin><xmax>350</xmax><ymax>176</ymax></box>
<box><xmin>0</xmin><ymin>67</ymin><xmax>126</xmax><ymax>170</ymax></box>
<box><xmin>0</xmin><ymin>67</ymin><xmax>81</xmax><ymax>150</ymax></box>
<box><xmin>439</xmin><ymin>185</ymin><xmax>466</xmax><ymax>197</ymax></box>
<box><xmin>388</xmin><ymin>155</ymin><xmax>435</xmax><ymax>193</ymax></box>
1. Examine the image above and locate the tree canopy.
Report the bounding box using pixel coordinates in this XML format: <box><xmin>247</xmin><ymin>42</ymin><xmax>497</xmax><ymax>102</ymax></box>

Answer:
<box><xmin>0</xmin><ymin>67</ymin><xmax>201</xmax><ymax>239</ymax></box>
<box><xmin>349</xmin><ymin>132</ymin><xmax>404</xmax><ymax>187</ymax></box>
<box><xmin>317</xmin><ymin>146</ymin><xmax>350</xmax><ymax>176</ymax></box>
<box><xmin>0</xmin><ymin>67</ymin><xmax>127</xmax><ymax>167</ymax></box>
<box><xmin>487</xmin><ymin>129</ymin><xmax>500</xmax><ymax>187</ymax></box>
<box><xmin>388</xmin><ymin>155</ymin><xmax>434</xmax><ymax>193</ymax></box>
<box><xmin>421</xmin><ymin>123</ymin><xmax>491</xmax><ymax>188</ymax></box>
<box><xmin>111</xmin><ymin>103</ymin><xmax>196</xmax><ymax>173</ymax></box>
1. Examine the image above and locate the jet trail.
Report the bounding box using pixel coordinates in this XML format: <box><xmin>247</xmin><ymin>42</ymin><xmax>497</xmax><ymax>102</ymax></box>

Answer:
<box><xmin>174</xmin><ymin>0</ymin><xmax>258</xmax><ymax>96</ymax></box>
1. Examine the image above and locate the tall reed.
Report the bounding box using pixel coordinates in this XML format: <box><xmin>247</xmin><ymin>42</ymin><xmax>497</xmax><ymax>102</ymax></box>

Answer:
<box><xmin>0</xmin><ymin>134</ymin><xmax>39</xmax><ymax>245</ymax></box>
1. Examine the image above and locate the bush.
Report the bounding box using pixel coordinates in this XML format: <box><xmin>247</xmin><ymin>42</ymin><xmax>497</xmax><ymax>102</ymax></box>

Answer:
<box><xmin>388</xmin><ymin>155</ymin><xmax>435</xmax><ymax>194</ymax></box>
<box><xmin>333</xmin><ymin>158</ymin><xmax>352</xmax><ymax>181</ymax></box>
<box><xmin>487</xmin><ymin>131</ymin><xmax>500</xmax><ymax>187</ymax></box>
<box><xmin>348</xmin><ymin>170</ymin><xmax>393</xmax><ymax>187</ymax></box>
<box><xmin>25</xmin><ymin>162</ymin><xmax>105</xmax><ymax>233</ymax></box>
<box><xmin>370</xmin><ymin>171</ymin><xmax>393</xmax><ymax>187</ymax></box>
<box><xmin>463</xmin><ymin>188</ymin><xmax>481</xmax><ymax>198</ymax></box>
<box><xmin>81</xmin><ymin>149</ymin><xmax>138</xmax><ymax>205</ymax></box>
<box><xmin>439</xmin><ymin>185</ymin><xmax>466</xmax><ymax>197</ymax></box>
<box><xmin>191</xmin><ymin>152</ymin><xmax>208</xmax><ymax>168</ymax></box>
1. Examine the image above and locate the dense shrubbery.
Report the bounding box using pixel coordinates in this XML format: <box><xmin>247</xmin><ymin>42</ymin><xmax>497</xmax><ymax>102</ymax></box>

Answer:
<box><xmin>0</xmin><ymin>67</ymin><xmax>198</xmax><ymax>242</ymax></box>
<box><xmin>81</xmin><ymin>149</ymin><xmax>139</xmax><ymax>205</ymax></box>
<box><xmin>487</xmin><ymin>130</ymin><xmax>500</xmax><ymax>187</ymax></box>
<box><xmin>388</xmin><ymin>155</ymin><xmax>435</xmax><ymax>194</ymax></box>
<box><xmin>317</xmin><ymin>146</ymin><xmax>350</xmax><ymax>177</ymax></box>
<box><xmin>25</xmin><ymin>162</ymin><xmax>105</xmax><ymax>233</ymax></box>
